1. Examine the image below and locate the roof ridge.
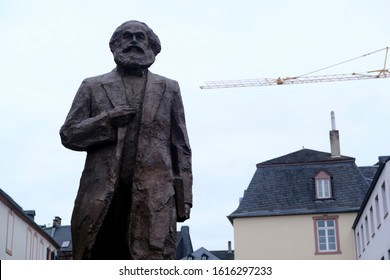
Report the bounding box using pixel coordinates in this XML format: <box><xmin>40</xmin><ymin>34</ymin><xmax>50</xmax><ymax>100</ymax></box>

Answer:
<box><xmin>257</xmin><ymin>148</ymin><xmax>354</xmax><ymax>167</ymax></box>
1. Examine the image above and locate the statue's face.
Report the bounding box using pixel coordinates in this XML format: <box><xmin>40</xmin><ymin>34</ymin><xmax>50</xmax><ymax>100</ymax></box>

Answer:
<box><xmin>112</xmin><ymin>22</ymin><xmax>155</xmax><ymax>70</ymax></box>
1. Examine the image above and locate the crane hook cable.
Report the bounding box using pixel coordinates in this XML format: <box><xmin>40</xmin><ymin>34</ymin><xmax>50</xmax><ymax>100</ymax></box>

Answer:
<box><xmin>296</xmin><ymin>47</ymin><xmax>389</xmax><ymax>79</ymax></box>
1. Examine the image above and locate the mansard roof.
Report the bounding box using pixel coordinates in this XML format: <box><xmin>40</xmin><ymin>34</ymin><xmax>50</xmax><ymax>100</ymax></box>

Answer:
<box><xmin>228</xmin><ymin>149</ymin><xmax>371</xmax><ymax>221</ymax></box>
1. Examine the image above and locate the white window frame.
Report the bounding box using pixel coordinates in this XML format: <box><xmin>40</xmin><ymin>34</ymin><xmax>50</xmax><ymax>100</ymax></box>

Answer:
<box><xmin>360</xmin><ymin>224</ymin><xmax>365</xmax><ymax>251</ymax></box>
<box><xmin>369</xmin><ymin>206</ymin><xmax>375</xmax><ymax>238</ymax></box>
<box><xmin>356</xmin><ymin>231</ymin><xmax>361</xmax><ymax>258</ymax></box>
<box><xmin>26</xmin><ymin>228</ymin><xmax>32</xmax><ymax>259</ymax></box>
<box><xmin>313</xmin><ymin>215</ymin><xmax>341</xmax><ymax>255</ymax></box>
<box><xmin>315</xmin><ymin>171</ymin><xmax>332</xmax><ymax>199</ymax></box>
<box><xmin>381</xmin><ymin>182</ymin><xmax>388</xmax><ymax>218</ymax></box>
<box><xmin>364</xmin><ymin>216</ymin><xmax>370</xmax><ymax>245</ymax></box>
<box><xmin>375</xmin><ymin>195</ymin><xmax>381</xmax><ymax>228</ymax></box>
<box><xmin>6</xmin><ymin>210</ymin><xmax>14</xmax><ymax>256</ymax></box>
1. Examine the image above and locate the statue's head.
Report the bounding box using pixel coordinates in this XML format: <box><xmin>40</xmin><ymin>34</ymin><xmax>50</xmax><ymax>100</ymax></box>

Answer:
<box><xmin>109</xmin><ymin>20</ymin><xmax>161</xmax><ymax>70</ymax></box>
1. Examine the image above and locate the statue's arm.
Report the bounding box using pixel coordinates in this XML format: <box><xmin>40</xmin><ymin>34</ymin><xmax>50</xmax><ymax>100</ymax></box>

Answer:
<box><xmin>170</xmin><ymin>82</ymin><xmax>193</xmax><ymax>209</ymax></box>
<box><xmin>60</xmin><ymin>80</ymin><xmax>116</xmax><ymax>151</ymax></box>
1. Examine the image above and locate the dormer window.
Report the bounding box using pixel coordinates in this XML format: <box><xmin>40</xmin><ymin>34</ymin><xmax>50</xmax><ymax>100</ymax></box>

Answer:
<box><xmin>314</xmin><ymin>170</ymin><xmax>332</xmax><ymax>199</ymax></box>
<box><xmin>201</xmin><ymin>253</ymin><xmax>208</xmax><ymax>260</ymax></box>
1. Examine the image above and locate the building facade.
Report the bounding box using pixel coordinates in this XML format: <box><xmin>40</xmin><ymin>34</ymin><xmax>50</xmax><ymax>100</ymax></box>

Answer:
<box><xmin>0</xmin><ymin>188</ymin><xmax>59</xmax><ymax>259</ymax></box>
<box><xmin>353</xmin><ymin>157</ymin><xmax>390</xmax><ymax>260</ymax></box>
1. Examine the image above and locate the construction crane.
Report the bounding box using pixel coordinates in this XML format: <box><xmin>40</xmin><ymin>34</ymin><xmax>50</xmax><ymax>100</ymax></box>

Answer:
<box><xmin>200</xmin><ymin>47</ymin><xmax>389</xmax><ymax>89</ymax></box>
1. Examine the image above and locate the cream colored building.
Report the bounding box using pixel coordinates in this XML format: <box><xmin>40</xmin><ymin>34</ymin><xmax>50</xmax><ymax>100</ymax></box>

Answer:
<box><xmin>233</xmin><ymin>212</ymin><xmax>357</xmax><ymax>259</ymax></box>
<box><xmin>229</xmin><ymin>147</ymin><xmax>374</xmax><ymax>260</ymax></box>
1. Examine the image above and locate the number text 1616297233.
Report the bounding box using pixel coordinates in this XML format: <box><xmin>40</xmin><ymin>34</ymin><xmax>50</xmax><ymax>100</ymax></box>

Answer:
<box><xmin>212</xmin><ymin>266</ymin><xmax>272</xmax><ymax>276</ymax></box>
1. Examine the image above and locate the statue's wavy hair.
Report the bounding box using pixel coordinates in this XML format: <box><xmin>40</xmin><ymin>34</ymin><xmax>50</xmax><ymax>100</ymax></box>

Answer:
<box><xmin>109</xmin><ymin>20</ymin><xmax>161</xmax><ymax>56</ymax></box>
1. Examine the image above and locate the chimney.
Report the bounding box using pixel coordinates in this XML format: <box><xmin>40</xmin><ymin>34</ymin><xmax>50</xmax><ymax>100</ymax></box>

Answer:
<box><xmin>24</xmin><ymin>210</ymin><xmax>36</xmax><ymax>221</ymax></box>
<box><xmin>53</xmin><ymin>216</ymin><xmax>62</xmax><ymax>228</ymax></box>
<box><xmin>329</xmin><ymin>111</ymin><xmax>341</xmax><ymax>158</ymax></box>
<box><xmin>228</xmin><ymin>241</ymin><xmax>232</xmax><ymax>253</ymax></box>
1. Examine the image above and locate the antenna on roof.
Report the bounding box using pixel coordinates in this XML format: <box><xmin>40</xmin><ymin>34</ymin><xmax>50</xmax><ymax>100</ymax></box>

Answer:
<box><xmin>331</xmin><ymin>111</ymin><xmax>336</xmax><ymax>130</ymax></box>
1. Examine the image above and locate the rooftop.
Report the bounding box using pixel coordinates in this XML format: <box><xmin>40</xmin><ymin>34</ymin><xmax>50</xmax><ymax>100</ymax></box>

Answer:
<box><xmin>229</xmin><ymin>149</ymin><xmax>372</xmax><ymax>221</ymax></box>
<box><xmin>257</xmin><ymin>148</ymin><xmax>354</xmax><ymax>167</ymax></box>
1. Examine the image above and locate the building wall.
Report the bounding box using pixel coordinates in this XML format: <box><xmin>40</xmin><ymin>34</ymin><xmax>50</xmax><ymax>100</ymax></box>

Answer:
<box><xmin>0</xmin><ymin>198</ymin><xmax>57</xmax><ymax>260</ymax></box>
<box><xmin>233</xmin><ymin>212</ymin><xmax>357</xmax><ymax>260</ymax></box>
<box><xmin>354</xmin><ymin>162</ymin><xmax>390</xmax><ymax>260</ymax></box>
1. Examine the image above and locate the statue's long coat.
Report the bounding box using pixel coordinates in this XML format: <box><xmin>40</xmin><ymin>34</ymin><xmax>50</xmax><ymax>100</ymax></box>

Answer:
<box><xmin>60</xmin><ymin>69</ymin><xmax>192</xmax><ymax>259</ymax></box>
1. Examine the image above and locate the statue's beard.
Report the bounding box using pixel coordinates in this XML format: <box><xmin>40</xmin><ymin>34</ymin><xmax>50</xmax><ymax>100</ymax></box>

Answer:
<box><xmin>113</xmin><ymin>45</ymin><xmax>155</xmax><ymax>70</ymax></box>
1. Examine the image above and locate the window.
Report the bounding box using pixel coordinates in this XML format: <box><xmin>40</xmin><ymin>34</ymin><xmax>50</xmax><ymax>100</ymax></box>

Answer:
<box><xmin>46</xmin><ymin>248</ymin><xmax>51</xmax><ymax>260</ymax></box>
<box><xmin>360</xmin><ymin>224</ymin><xmax>365</xmax><ymax>251</ymax></box>
<box><xmin>313</xmin><ymin>215</ymin><xmax>341</xmax><ymax>254</ymax></box>
<box><xmin>318</xmin><ymin>219</ymin><xmax>337</xmax><ymax>251</ymax></box>
<box><xmin>364</xmin><ymin>216</ymin><xmax>370</xmax><ymax>245</ymax></box>
<box><xmin>201</xmin><ymin>253</ymin><xmax>209</xmax><ymax>260</ymax></box>
<box><xmin>381</xmin><ymin>183</ymin><xmax>388</xmax><ymax>218</ymax></box>
<box><xmin>375</xmin><ymin>195</ymin><xmax>381</xmax><ymax>228</ymax></box>
<box><xmin>356</xmin><ymin>232</ymin><xmax>361</xmax><ymax>258</ymax></box>
<box><xmin>369</xmin><ymin>207</ymin><xmax>375</xmax><ymax>237</ymax></box>
<box><xmin>26</xmin><ymin>228</ymin><xmax>32</xmax><ymax>259</ymax></box>
<box><xmin>314</xmin><ymin>171</ymin><xmax>332</xmax><ymax>199</ymax></box>
<box><xmin>187</xmin><ymin>254</ymin><xmax>194</xmax><ymax>260</ymax></box>
<box><xmin>6</xmin><ymin>210</ymin><xmax>14</xmax><ymax>255</ymax></box>
<box><xmin>316</xmin><ymin>179</ymin><xmax>331</xmax><ymax>198</ymax></box>
<box><xmin>39</xmin><ymin>239</ymin><xmax>44</xmax><ymax>260</ymax></box>
<box><xmin>33</xmin><ymin>233</ymin><xmax>38</xmax><ymax>260</ymax></box>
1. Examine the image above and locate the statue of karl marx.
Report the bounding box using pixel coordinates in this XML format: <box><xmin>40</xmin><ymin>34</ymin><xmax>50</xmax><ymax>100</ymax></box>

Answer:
<box><xmin>60</xmin><ymin>20</ymin><xmax>192</xmax><ymax>260</ymax></box>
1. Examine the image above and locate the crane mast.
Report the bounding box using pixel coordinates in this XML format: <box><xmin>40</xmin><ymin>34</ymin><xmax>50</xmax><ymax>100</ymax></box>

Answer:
<box><xmin>200</xmin><ymin>47</ymin><xmax>389</xmax><ymax>89</ymax></box>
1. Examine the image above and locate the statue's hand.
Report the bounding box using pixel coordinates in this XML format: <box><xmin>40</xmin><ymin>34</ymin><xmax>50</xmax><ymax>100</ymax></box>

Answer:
<box><xmin>108</xmin><ymin>105</ymin><xmax>136</xmax><ymax>127</ymax></box>
<box><xmin>185</xmin><ymin>203</ymin><xmax>191</xmax><ymax>219</ymax></box>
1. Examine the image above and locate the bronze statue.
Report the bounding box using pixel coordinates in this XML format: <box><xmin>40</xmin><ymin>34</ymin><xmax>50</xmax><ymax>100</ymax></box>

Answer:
<box><xmin>60</xmin><ymin>20</ymin><xmax>192</xmax><ymax>260</ymax></box>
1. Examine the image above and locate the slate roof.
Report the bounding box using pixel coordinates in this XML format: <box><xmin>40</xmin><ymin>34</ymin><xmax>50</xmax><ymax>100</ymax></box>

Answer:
<box><xmin>176</xmin><ymin>225</ymin><xmax>193</xmax><ymax>260</ymax></box>
<box><xmin>44</xmin><ymin>225</ymin><xmax>73</xmax><ymax>252</ymax></box>
<box><xmin>209</xmin><ymin>249</ymin><xmax>235</xmax><ymax>260</ymax></box>
<box><xmin>359</xmin><ymin>166</ymin><xmax>379</xmax><ymax>185</ymax></box>
<box><xmin>228</xmin><ymin>149</ymin><xmax>372</xmax><ymax>221</ymax></box>
<box><xmin>181</xmin><ymin>247</ymin><xmax>220</xmax><ymax>260</ymax></box>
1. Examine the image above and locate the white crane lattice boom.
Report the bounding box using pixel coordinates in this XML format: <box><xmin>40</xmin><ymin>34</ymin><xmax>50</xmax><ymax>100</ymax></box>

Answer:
<box><xmin>200</xmin><ymin>70</ymin><xmax>390</xmax><ymax>89</ymax></box>
<box><xmin>200</xmin><ymin>47</ymin><xmax>389</xmax><ymax>90</ymax></box>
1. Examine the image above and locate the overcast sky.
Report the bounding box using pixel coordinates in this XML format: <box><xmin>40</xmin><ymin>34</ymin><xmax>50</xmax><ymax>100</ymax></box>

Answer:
<box><xmin>0</xmin><ymin>0</ymin><xmax>389</xmax><ymax>251</ymax></box>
